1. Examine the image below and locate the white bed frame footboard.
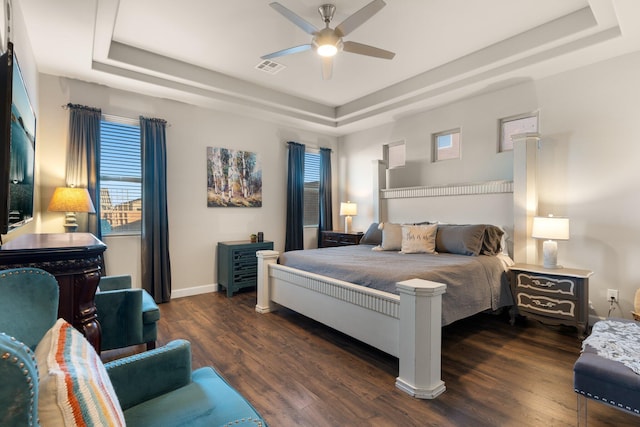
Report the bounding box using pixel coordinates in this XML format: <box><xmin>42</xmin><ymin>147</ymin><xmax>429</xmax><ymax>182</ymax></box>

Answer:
<box><xmin>256</xmin><ymin>250</ymin><xmax>447</xmax><ymax>399</ymax></box>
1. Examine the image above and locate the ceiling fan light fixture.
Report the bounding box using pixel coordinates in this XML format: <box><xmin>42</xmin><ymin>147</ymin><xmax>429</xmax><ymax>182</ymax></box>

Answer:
<box><xmin>263</xmin><ymin>1</ymin><xmax>395</xmax><ymax>78</ymax></box>
<box><xmin>313</xmin><ymin>27</ymin><xmax>342</xmax><ymax>57</ymax></box>
<box><xmin>317</xmin><ymin>44</ymin><xmax>338</xmax><ymax>57</ymax></box>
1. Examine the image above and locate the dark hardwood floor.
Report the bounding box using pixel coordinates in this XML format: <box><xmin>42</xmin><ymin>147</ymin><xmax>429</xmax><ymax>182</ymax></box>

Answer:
<box><xmin>147</xmin><ymin>290</ymin><xmax>637</xmax><ymax>426</ymax></box>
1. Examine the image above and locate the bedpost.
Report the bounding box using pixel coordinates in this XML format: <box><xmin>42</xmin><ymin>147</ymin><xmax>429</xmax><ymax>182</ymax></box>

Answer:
<box><xmin>395</xmin><ymin>279</ymin><xmax>447</xmax><ymax>399</ymax></box>
<box><xmin>255</xmin><ymin>250</ymin><xmax>279</xmax><ymax>313</ymax></box>
<box><xmin>512</xmin><ymin>132</ymin><xmax>539</xmax><ymax>264</ymax></box>
<box><xmin>372</xmin><ymin>159</ymin><xmax>386</xmax><ymax>223</ymax></box>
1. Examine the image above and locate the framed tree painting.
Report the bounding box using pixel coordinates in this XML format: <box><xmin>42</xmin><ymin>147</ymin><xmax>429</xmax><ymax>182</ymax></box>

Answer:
<box><xmin>207</xmin><ymin>147</ymin><xmax>262</xmax><ymax>207</ymax></box>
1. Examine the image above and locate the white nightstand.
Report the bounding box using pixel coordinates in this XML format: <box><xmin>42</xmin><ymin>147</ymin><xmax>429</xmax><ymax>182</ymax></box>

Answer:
<box><xmin>509</xmin><ymin>263</ymin><xmax>593</xmax><ymax>336</ymax></box>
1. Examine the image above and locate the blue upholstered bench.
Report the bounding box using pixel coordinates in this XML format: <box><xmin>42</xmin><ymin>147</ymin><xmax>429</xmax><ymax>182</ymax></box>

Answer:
<box><xmin>574</xmin><ymin>318</ymin><xmax>640</xmax><ymax>425</ymax></box>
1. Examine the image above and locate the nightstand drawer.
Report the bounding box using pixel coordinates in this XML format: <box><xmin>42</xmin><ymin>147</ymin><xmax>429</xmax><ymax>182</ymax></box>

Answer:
<box><xmin>320</xmin><ymin>231</ymin><xmax>363</xmax><ymax>248</ymax></box>
<box><xmin>515</xmin><ymin>273</ymin><xmax>576</xmax><ymax>298</ymax></box>
<box><xmin>516</xmin><ymin>292</ymin><xmax>576</xmax><ymax>320</ymax></box>
<box><xmin>336</xmin><ymin>235</ymin><xmax>358</xmax><ymax>245</ymax></box>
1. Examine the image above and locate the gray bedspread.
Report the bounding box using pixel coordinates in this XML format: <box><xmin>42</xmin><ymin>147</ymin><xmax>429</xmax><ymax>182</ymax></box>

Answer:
<box><xmin>279</xmin><ymin>245</ymin><xmax>514</xmax><ymax>326</ymax></box>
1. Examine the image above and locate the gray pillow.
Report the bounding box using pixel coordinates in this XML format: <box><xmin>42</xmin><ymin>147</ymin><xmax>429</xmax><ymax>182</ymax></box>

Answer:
<box><xmin>481</xmin><ymin>225</ymin><xmax>504</xmax><ymax>255</ymax></box>
<box><xmin>359</xmin><ymin>222</ymin><xmax>382</xmax><ymax>245</ymax></box>
<box><xmin>436</xmin><ymin>224</ymin><xmax>486</xmax><ymax>256</ymax></box>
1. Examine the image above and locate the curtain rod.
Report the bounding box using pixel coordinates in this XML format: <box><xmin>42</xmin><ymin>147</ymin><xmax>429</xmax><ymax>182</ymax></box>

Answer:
<box><xmin>284</xmin><ymin>142</ymin><xmax>332</xmax><ymax>152</ymax></box>
<box><xmin>61</xmin><ymin>105</ymin><xmax>171</xmax><ymax>127</ymax></box>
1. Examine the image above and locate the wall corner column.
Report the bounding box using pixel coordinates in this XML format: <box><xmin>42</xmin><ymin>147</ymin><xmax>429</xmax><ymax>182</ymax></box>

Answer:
<box><xmin>512</xmin><ymin>132</ymin><xmax>539</xmax><ymax>264</ymax></box>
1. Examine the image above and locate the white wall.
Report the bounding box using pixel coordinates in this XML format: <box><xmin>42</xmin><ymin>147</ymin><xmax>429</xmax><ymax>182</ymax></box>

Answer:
<box><xmin>339</xmin><ymin>51</ymin><xmax>640</xmax><ymax>320</ymax></box>
<box><xmin>535</xmin><ymin>51</ymin><xmax>640</xmax><ymax>321</ymax></box>
<box><xmin>338</xmin><ymin>81</ymin><xmax>537</xmax><ymax>229</ymax></box>
<box><xmin>35</xmin><ymin>74</ymin><xmax>338</xmax><ymax>295</ymax></box>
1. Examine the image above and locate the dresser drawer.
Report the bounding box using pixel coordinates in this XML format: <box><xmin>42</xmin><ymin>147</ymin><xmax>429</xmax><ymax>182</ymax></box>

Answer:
<box><xmin>516</xmin><ymin>292</ymin><xmax>576</xmax><ymax>320</ymax></box>
<box><xmin>232</xmin><ymin>248</ymin><xmax>260</xmax><ymax>267</ymax></box>
<box><xmin>231</xmin><ymin>266</ymin><xmax>258</xmax><ymax>287</ymax></box>
<box><xmin>515</xmin><ymin>272</ymin><xmax>576</xmax><ymax>298</ymax></box>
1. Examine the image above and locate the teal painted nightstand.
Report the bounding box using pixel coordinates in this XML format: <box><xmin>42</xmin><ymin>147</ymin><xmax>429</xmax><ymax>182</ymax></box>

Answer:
<box><xmin>217</xmin><ymin>240</ymin><xmax>274</xmax><ymax>297</ymax></box>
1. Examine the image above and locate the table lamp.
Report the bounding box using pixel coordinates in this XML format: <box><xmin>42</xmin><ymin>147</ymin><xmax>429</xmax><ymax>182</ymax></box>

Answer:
<box><xmin>532</xmin><ymin>215</ymin><xmax>570</xmax><ymax>269</ymax></box>
<box><xmin>47</xmin><ymin>186</ymin><xmax>96</xmax><ymax>232</ymax></box>
<box><xmin>340</xmin><ymin>201</ymin><xmax>357</xmax><ymax>233</ymax></box>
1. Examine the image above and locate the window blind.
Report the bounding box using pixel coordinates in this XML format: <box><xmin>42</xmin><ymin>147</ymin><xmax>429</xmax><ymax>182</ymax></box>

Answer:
<box><xmin>304</xmin><ymin>152</ymin><xmax>320</xmax><ymax>227</ymax></box>
<box><xmin>99</xmin><ymin>120</ymin><xmax>142</xmax><ymax>234</ymax></box>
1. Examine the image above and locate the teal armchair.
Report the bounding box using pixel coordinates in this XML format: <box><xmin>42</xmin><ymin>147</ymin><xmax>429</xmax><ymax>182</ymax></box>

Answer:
<box><xmin>95</xmin><ymin>274</ymin><xmax>160</xmax><ymax>351</ymax></box>
<box><xmin>0</xmin><ymin>268</ymin><xmax>267</xmax><ymax>427</ymax></box>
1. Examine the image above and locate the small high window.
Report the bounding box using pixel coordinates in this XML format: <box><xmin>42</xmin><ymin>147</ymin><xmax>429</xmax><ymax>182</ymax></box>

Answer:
<box><xmin>499</xmin><ymin>112</ymin><xmax>538</xmax><ymax>152</ymax></box>
<box><xmin>433</xmin><ymin>129</ymin><xmax>461</xmax><ymax>161</ymax></box>
<box><xmin>383</xmin><ymin>140</ymin><xmax>405</xmax><ymax>169</ymax></box>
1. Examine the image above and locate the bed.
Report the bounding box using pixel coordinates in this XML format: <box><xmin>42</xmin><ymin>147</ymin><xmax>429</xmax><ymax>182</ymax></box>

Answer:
<box><xmin>278</xmin><ymin>241</ymin><xmax>514</xmax><ymax>327</ymax></box>
<box><xmin>256</xmin><ymin>137</ymin><xmax>540</xmax><ymax>399</ymax></box>
<box><xmin>256</xmin><ymin>219</ymin><xmax>514</xmax><ymax>399</ymax></box>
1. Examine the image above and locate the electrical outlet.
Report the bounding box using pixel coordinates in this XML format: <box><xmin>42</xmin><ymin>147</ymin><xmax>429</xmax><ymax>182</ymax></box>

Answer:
<box><xmin>607</xmin><ymin>289</ymin><xmax>619</xmax><ymax>302</ymax></box>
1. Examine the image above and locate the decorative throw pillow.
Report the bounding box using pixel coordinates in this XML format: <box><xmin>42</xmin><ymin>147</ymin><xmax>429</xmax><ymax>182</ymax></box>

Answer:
<box><xmin>377</xmin><ymin>222</ymin><xmax>403</xmax><ymax>251</ymax></box>
<box><xmin>400</xmin><ymin>224</ymin><xmax>438</xmax><ymax>254</ymax></box>
<box><xmin>35</xmin><ymin>318</ymin><xmax>126</xmax><ymax>427</ymax></box>
<box><xmin>481</xmin><ymin>225</ymin><xmax>505</xmax><ymax>255</ymax></box>
<box><xmin>436</xmin><ymin>224</ymin><xmax>487</xmax><ymax>256</ymax></box>
<box><xmin>360</xmin><ymin>222</ymin><xmax>382</xmax><ymax>245</ymax></box>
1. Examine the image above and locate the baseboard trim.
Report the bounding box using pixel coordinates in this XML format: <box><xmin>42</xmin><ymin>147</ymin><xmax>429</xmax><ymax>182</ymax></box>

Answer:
<box><xmin>171</xmin><ymin>283</ymin><xmax>218</xmax><ymax>299</ymax></box>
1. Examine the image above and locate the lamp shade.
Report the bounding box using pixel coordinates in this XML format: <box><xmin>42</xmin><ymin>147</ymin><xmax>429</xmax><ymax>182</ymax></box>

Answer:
<box><xmin>532</xmin><ymin>215</ymin><xmax>569</xmax><ymax>240</ymax></box>
<box><xmin>339</xmin><ymin>201</ymin><xmax>357</xmax><ymax>216</ymax></box>
<box><xmin>47</xmin><ymin>187</ymin><xmax>96</xmax><ymax>213</ymax></box>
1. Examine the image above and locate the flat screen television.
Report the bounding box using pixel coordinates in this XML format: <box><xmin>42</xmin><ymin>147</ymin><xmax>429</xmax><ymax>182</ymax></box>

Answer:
<box><xmin>0</xmin><ymin>42</ymin><xmax>36</xmax><ymax>235</ymax></box>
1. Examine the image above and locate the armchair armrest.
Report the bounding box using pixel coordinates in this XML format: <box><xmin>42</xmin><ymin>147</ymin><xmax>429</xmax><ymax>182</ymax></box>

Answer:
<box><xmin>95</xmin><ymin>288</ymin><xmax>143</xmax><ymax>351</ymax></box>
<box><xmin>105</xmin><ymin>339</ymin><xmax>193</xmax><ymax>410</ymax></box>
<box><xmin>99</xmin><ymin>275</ymin><xmax>132</xmax><ymax>291</ymax></box>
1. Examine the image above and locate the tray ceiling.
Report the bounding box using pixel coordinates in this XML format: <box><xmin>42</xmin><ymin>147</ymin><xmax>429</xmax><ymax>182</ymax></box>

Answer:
<box><xmin>19</xmin><ymin>0</ymin><xmax>640</xmax><ymax>135</ymax></box>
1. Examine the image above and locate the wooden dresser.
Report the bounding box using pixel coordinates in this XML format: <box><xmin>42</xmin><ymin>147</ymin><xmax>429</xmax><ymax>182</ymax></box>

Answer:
<box><xmin>217</xmin><ymin>240</ymin><xmax>273</xmax><ymax>297</ymax></box>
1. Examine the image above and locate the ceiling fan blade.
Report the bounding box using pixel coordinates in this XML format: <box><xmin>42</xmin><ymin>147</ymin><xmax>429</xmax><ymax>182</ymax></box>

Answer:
<box><xmin>321</xmin><ymin>56</ymin><xmax>333</xmax><ymax>80</ymax></box>
<box><xmin>343</xmin><ymin>41</ymin><xmax>395</xmax><ymax>59</ymax></box>
<box><xmin>261</xmin><ymin>44</ymin><xmax>313</xmax><ymax>60</ymax></box>
<box><xmin>269</xmin><ymin>2</ymin><xmax>318</xmax><ymax>35</ymax></box>
<box><xmin>335</xmin><ymin>0</ymin><xmax>386</xmax><ymax>37</ymax></box>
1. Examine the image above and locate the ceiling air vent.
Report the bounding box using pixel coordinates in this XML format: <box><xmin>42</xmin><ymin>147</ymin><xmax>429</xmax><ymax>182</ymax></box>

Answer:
<box><xmin>255</xmin><ymin>59</ymin><xmax>286</xmax><ymax>75</ymax></box>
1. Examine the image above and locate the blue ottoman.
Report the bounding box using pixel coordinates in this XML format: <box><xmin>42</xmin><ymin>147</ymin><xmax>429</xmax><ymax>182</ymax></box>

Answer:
<box><xmin>573</xmin><ymin>318</ymin><xmax>640</xmax><ymax>425</ymax></box>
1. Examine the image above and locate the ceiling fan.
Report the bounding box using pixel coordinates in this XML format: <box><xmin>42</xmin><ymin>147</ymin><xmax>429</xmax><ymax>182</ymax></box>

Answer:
<box><xmin>261</xmin><ymin>0</ymin><xmax>395</xmax><ymax>80</ymax></box>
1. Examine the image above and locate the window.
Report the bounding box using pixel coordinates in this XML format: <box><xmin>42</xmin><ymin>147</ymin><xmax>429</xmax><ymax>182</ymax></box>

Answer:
<box><xmin>383</xmin><ymin>140</ymin><xmax>405</xmax><ymax>169</ymax></box>
<box><xmin>99</xmin><ymin>117</ymin><xmax>141</xmax><ymax>235</ymax></box>
<box><xmin>433</xmin><ymin>129</ymin><xmax>461</xmax><ymax>161</ymax></box>
<box><xmin>303</xmin><ymin>151</ymin><xmax>320</xmax><ymax>227</ymax></box>
<box><xmin>499</xmin><ymin>112</ymin><xmax>538</xmax><ymax>152</ymax></box>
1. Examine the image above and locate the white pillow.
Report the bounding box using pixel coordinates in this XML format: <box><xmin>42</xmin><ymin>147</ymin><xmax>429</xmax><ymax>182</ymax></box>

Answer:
<box><xmin>35</xmin><ymin>319</ymin><xmax>126</xmax><ymax>427</ymax></box>
<box><xmin>376</xmin><ymin>222</ymin><xmax>403</xmax><ymax>251</ymax></box>
<box><xmin>400</xmin><ymin>224</ymin><xmax>438</xmax><ymax>254</ymax></box>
